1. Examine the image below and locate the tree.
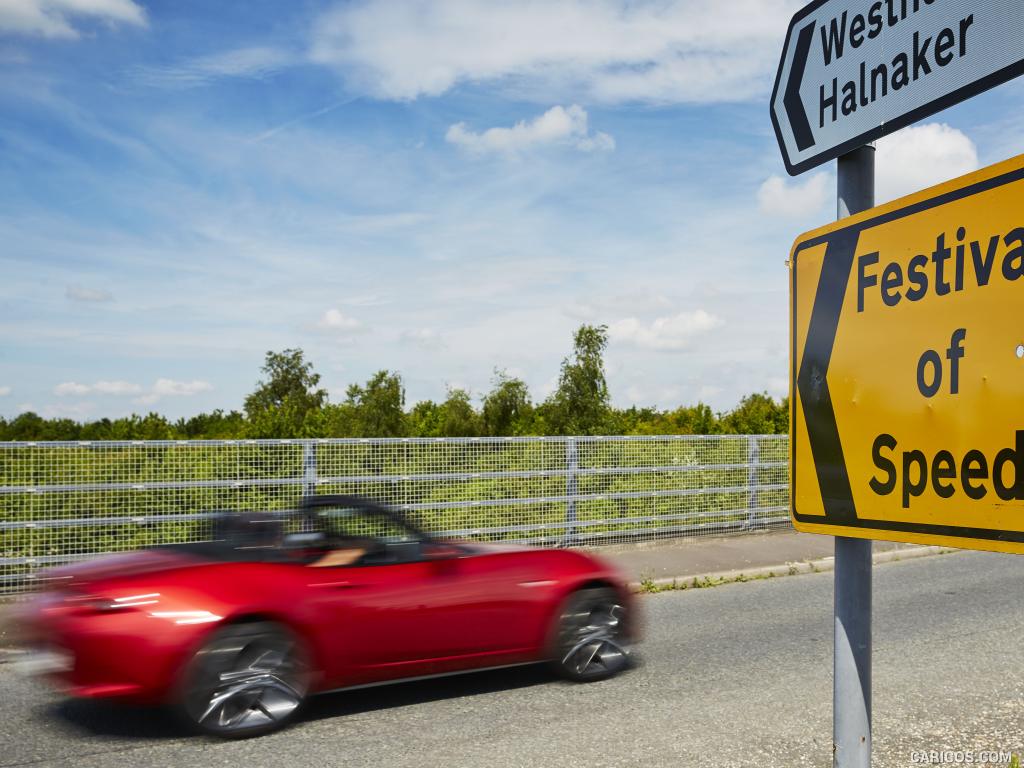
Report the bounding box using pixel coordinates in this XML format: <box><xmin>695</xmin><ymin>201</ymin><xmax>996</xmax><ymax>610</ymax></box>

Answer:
<box><xmin>322</xmin><ymin>402</ymin><xmax>360</xmax><ymax>437</ymax></box>
<box><xmin>127</xmin><ymin>413</ymin><xmax>175</xmax><ymax>440</ymax></box>
<box><xmin>437</xmin><ymin>388</ymin><xmax>482</xmax><ymax>436</ymax></box>
<box><xmin>776</xmin><ymin>396</ymin><xmax>790</xmax><ymax>434</ymax></box>
<box><xmin>79</xmin><ymin>418</ymin><xmax>114</xmax><ymax>440</ymax></box>
<box><xmin>718</xmin><ymin>392</ymin><xmax>787</xmax><ymax>434</ymax></box>
<box><xmin>246</xmin><ymin>400</ymin><xmax>326</xmax><ymax>439</ymax></box>
<box><xmin>544</xmin><ymin>324</ymin><xmax>611</xmax><ymax>435</ymax></box>
<box><xmin>607</xmin><ymin>405</ymin><xmax>661</xmax><ymax>435</ymax></box>
<box><xmin>481</xmin><ymin>370</ymin><xmax>533</xmax><ymax>436</ymax></box>
<box><xmin>4</xmin><ymin>412</ymin><xmax>79</xmax><ymax>440</ymax></box>
<box><xmin>174</xmin><ymin>410</ymin><xmax>246</xmax><ymax>439</ymax></box>
<box><xmin>406</xmin><ymin>400</ymin><xmax>443</xmax><ymax>437</ymax></box>
<box><xmin>244</xmin><ymin>349</ymin><xmax>327</xmax><ymax>438</ymax></box>
<box><xmin>655</xmin><ymin>403</ymin><xmax>720</xmax><ymax>435</ymax></box>
<box><xmin>0</xmin><ymin>338</ymin><xmax>794</xmax><ymax>440</ymax></box>
<box><xmin>345</xmin><ymin>370</ymin><xmax>405</xmax><ymax>437</ymax></box>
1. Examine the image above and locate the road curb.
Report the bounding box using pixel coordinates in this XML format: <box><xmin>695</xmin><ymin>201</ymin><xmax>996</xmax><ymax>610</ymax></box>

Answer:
<box><xmin>632</xmin><ymin>544</ymin><xmax>958</xmax><ymax>592</ymax></box>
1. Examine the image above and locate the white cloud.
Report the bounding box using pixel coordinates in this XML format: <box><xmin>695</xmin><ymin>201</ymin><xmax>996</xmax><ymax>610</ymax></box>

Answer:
<box><xmin>0</xmin><ymin>386</ymin><xmax>10</xmax><ymax>396</ymax></box>
<box><xmin>875</xmin><ymin>123</ymin><xmax>978</xmax><ymax>204</ymax></box>
<box><xmin>66</xmin><ymin>284</ymin><xmax>113</xmax><ymax>302</ymax></box>
<box><xmin>133</xmin><ymin>46</ymin><xmax>293</xmax><ymax>88</ymax></box>
<box><xmin>400</xmin><ymin>327</ymin><xmax>443</xmax><ymax>347</ymax></box>
<box><xmin>53</xmin><ymin>381</ymin><xmax>91</xmax><ymax>396</ymax></box>
<box><xmin>757</xmin><ymin>123</ymin><xmax>977</xmax><ymax>216</ymax></box>
<box><xmin>92</xmin><ymin>380</ymin><xmax>141</xmax><ymax>395</ymax></box>
<box><xmin>133</xmin><ymin>379</ymin><xmax>213</xmax><ymax>406</ymax></box>
<box><xmin>54</xmin><ymin>380</ymin><xmax>139</xmax><ymax>396</ymax></box>
<box><xmin>309</xmin><ymin>0</ymin><xmax>797</xmax><ymax>103</ymax></box>
<box><xmin>152</xmin><ymin>379</ymin><xmax>212</xmax><ymax>397</ymax></box>
<box><xmin>315</xmin><ymin>308</ymin><xmax>365</xmax><ymax>337</ymax></box>
<box><xmin>0</xmin><ymin>0</ymin><xmax>145</xmax><ymax>39</ymax></box>
<box><xmin>624</xmin><ymin>381</ymin><xmax>683</xmax><ymax>406</ymax></box>
<box><xmin>609</xmin><ymin>309</ymin><xmax>722</xmax><ymax>351</ymax></box>
<box><xmin>576</xmin><ymin>132</ymin><xmax>616</xmax><ymax>152</ymax></box>
<box><xmin>447</xmin><ymin>105</ymin><xmax>613</xmax><ymax>155</ymax></box>
<box><xmin>54</xmin><ymin>378</ymin><xmax>208</xmax><ymax>405</ymax></box>
<box><xmin>757</xmin><ymin>172</ymin><xmax>830</xmax><ymax>219</ymax></box>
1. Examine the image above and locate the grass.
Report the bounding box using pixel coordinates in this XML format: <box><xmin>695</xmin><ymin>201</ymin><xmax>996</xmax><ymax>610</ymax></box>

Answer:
<box><xmin>637</xmin><ymin>570</ymin><xmax>779</xmax><ymax>594</ymax></box>
<box><xmin>635</xmin><ymin>545</ymin><xmax>960</xmax><ymax>595</ymax></box>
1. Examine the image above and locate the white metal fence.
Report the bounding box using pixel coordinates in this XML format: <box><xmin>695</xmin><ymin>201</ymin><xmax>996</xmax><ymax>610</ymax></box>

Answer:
<box><xmin>0</xmin><ymin>435</ymin><xmax>790</xmax><ymax>593</ymax></box>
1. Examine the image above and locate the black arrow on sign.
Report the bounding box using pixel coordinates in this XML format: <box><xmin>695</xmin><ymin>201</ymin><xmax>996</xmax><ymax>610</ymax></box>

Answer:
<box><xmin>785</xmin><ymin>21</ymin><xmax>816</xmax><ymax>152</ymax></box>
<box><xmin>796</xmin><ymin>229</ymin><xmax>858</xmax><ymax>523</ymax></box>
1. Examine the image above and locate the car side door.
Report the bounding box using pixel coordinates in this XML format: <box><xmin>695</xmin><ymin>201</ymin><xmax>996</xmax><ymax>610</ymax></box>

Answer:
<box><xmin>308</xmin><ymin>553</ymin><xmax>480</xmax><ymax>686</ymax></box>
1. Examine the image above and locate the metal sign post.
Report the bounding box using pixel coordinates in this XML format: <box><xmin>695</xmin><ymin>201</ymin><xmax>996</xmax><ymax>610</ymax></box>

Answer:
<box><xmin>833</xmin><ymin>145</ymin><xmax>874</xmax><ymax>768</ymax></box>
<box><xmin>834</xmin><ymin>535</ymin><xmax>872</xmax><ymax>767</ymax></box>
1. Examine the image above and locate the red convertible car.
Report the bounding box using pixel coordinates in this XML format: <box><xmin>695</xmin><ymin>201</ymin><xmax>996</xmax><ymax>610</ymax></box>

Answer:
<box><xmin>17</xmin><ymin>495</ymin><xmax>636</xmax><ymax>737</ymax></box>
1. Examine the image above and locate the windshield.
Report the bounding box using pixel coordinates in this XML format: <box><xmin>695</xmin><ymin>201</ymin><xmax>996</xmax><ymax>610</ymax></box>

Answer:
<box><xmin>307</xmin><ymin>504</ymin><xmax>416</xmax><ymax>544</ymax></box>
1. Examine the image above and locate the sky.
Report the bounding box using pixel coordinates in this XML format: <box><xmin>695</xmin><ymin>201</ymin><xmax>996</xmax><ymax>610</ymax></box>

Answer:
<box><xmin>1</xmin><ymin>0</ymin><xmax>1021</xmax><ymax>422</ymax></box>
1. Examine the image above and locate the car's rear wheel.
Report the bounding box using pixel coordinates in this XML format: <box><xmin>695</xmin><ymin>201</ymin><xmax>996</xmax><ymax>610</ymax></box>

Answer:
<box><xmin>178</xmin><ymin>621</ymin><xmax>310</xmax><ymax>738</ymax></box>
<box><xmin>551</xmin><ymin>587</ymin><xmax>630</xmax><ymax>682</ymax></box>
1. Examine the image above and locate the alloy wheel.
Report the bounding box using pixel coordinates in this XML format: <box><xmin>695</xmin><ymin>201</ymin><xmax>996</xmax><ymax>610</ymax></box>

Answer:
<box><xmin>181</xmin><ymin>623</ymin><xmax>308</xmax><ymax>737</ymax></box>
<box><xmin>554</xmin><ymin>588</ymin><xmax>630</xmax><ymax>682</ymax></box>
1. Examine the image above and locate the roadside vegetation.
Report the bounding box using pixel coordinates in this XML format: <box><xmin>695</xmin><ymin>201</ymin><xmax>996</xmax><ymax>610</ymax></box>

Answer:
<box><xmin>0</xmin><ymin>325</ymin><xmax>787</xmax><ymax>441</ymax></box>
<box><xmin>0</xmin><ymin>324</ymin><xmax>790</xmax><ymax>586</ymax></box>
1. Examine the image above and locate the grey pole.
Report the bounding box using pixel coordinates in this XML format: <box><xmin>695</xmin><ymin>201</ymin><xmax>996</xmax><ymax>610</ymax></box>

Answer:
<box><xmin>564</xmin><ymin>438</ymin><xmax>578</xmax><ymax>546</ymax></box>
<box><xmin>302</xmin><ymin>441</ymin><xmax>317</xmax><ymax>498</ymax></box>
<box><xmin>834</xmin><ymin>144</ymin><xmax>874</xmax><ymax>768</ymax></box>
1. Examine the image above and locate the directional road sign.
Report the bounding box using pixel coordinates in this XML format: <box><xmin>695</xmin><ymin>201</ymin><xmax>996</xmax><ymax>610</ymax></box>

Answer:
<box><xmin>771</xmin><ymin>0</ymin><xmax>1024</xmax><ymax>175</ymax></box>
<box><xmin>790</xmin><ymin>154</ymin><xmax>1024</xmax><ymax>554</ymax></box>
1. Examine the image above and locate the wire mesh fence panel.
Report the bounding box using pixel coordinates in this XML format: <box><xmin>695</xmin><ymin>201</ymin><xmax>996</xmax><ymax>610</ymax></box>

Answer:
<box><xmin>0</xmin><ymin>436</ymin><xmax>791</xmax><ymax>593</ymax></box>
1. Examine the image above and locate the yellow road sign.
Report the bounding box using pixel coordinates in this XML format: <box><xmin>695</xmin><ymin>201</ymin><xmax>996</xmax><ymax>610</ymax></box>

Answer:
<box><xmin>790</xmin><ymin>154</ymin><xmax>1024</xmax><ymax>554</ymax></box>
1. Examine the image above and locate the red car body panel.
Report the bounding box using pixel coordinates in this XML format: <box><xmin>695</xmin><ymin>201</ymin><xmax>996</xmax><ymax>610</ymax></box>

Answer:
<box><xmin>17</xmin><ymin>541</ymin><xmax>635</xmax><ymax>704</ymax></box>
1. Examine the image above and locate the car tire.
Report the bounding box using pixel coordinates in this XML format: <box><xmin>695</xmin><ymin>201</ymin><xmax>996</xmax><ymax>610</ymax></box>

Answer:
<box><xmin>177</xmin><ymin>621</ymin><xmax>310</xmax><ymax>738</ymax></box>
<box><xmin>550</xmin><ymin>587</ymin><xmax>630</xmax><ymax>682</ymax></box>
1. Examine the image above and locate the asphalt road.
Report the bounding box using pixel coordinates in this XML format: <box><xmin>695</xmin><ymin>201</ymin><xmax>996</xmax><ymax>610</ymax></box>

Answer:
<box><xmin>0</xmin><ymin>550</ymin><xmax>1021</xmax><ymax>768</ymax></box>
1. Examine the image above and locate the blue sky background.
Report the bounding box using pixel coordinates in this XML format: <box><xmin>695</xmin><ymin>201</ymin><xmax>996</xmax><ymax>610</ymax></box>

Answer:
<box><xmin>1</xmin><ymin>0</ymin><xmax>1020</xmax><ymax>421</ymax></box>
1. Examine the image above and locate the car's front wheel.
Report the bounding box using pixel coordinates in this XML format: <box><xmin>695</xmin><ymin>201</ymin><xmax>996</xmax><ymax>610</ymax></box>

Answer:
<box><xmin>178</xmin><ymin>621</ymin><xmax>310</xmax><ymax>738</ymax></box>
<box><xmin>551</xmin><ymin>587</ymin><xmax>630</xmax><ymax>682</ymax></box>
